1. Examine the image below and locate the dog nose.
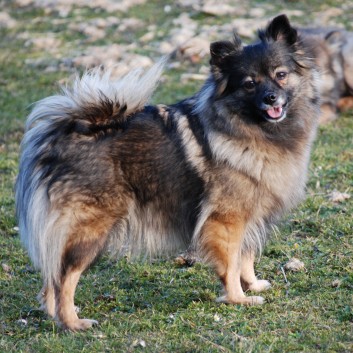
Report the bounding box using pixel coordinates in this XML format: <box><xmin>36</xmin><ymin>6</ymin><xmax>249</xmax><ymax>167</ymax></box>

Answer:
<box><xmin>263</xmin><ymin>92</ymin><xmax>277</xmax><ymax>105</ymax></box>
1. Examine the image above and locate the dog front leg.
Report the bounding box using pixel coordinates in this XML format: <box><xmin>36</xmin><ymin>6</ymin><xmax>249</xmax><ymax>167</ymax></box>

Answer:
<box><xmin>240</xmin><ymin>252</ymin><xmax>271</xmax><ymax>293</ymax></box>
<box><xmin>200</xmin><ymin>213</ymin><xmax>265</xmax><ymax>306</ymax></box>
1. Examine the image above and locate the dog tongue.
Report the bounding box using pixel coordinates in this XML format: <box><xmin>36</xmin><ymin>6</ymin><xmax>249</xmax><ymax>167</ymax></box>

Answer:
<box><xmin>266</xmin><ymin>106</ymin><xmax>282</xmax><ymax>119</ymax></box>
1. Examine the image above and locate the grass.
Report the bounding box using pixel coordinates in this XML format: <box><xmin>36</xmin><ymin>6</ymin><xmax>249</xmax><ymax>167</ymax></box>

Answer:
<box><xmin>0</xmin><ymin>0</ymin><xmax>352</xmax><ymax>352</ymax></box>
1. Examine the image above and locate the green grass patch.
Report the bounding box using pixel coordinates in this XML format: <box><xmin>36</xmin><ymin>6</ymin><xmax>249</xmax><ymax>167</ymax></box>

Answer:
<box><xmin>0</xmin><ymin>1</ymin><xmax>352</xmax><ymax>352</ymax></box>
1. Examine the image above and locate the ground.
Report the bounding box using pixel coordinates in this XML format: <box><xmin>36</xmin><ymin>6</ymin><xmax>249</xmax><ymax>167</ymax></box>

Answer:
<box><xmin>0</xmin><ymin>0</ymin><xmax>352</xmax><ymax>352</ymax></box>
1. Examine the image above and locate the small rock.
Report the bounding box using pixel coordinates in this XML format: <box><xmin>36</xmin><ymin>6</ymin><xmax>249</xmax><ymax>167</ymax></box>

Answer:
<box><xmin>118</xmin><ymin>18</ymin><xmax>144</xmax><ymax>32</ymax></box>
<box><xmin>331</xmin><ymin>279</ymin><xmax>341</xmax><ymax>288</ymax></box>
<box><xmin>73</xmin><ymin>49</ymin><xmax>154</xmax><ymax>78</ymax></box>
<box><xmin>201</xmin><ymin>3</ymin><xmax>239</xmax><ymax>16</ymax></box>
<box><xmin>249</xmin><ymin>8</ymin><xmax>266</xmax><ymax>18</ymax></box>
<box><xmin>167</xmin><ymin>26</ymin><xmax>197</xmax><ymax>49</ymax></box>
<box><xmin>140</xmin><ymin>31</ymin><xmax>155</xmax><ymax>43</ymax></box>
<box><xmin>284</xmin><ymin>258</ymin><xmax>305</xmax><ymax>272</ymax></box>
<box><xmin>231</xmin><ymin>18</ymin><xmax>269</xmax><ymax>39</ymax></box>
<box><xmin>159</xmin><ymin>41</ymin><xmax>175</xmax><ymax>54</ymax></box>
<box><xmin>329</xmin><ymin>190</ymin><xmax>351</xmax><ymax>203</ymax></box>
<box><xmin>284</xmin><ymin>10</ymin><xmax>305</xmax><ymax>18</ymax></box>
<box><xmin>177</xmin><ymin>0</ymin><xmax>202</xmax><ymax>9</ymax></box>
<box><xmin>0</xmin><ymin>11</ymin><xmax>18</xmax><ymax>29</ymax></box>
<box><xmin>17</xmin><ymin>319</ymin><xmax>28</xmax><ymax>326</ymax></box>
<box><xmin>83</xmin><ymin>26</ymin><xmax>106</xmax><ymax>41</ymax></box>
<box><xmin>91</xmin><ymin>17</ymin><xmax>115</xmax><ymax>29</ymax></box>
<box><xmin>93</xmin><ymin>332</ymin><xmax>106</xmax><ymax>339</ymax></box>
<box><xmin>72</xmin><ymin>44</ymin><xmax>154</xmax><ymax>75</ymax></box>
<box><xmin>25</xmin><ymin>36</ymin><xmax>62</xmax><ymax>51</ymax></box>
<box><xmin>132</xmin><ymin>339</ymin><xmax>146</xmax><ymax>348</ymax></box>
<box><xmin>233</xmin><ymin>333</ymin><xmax>248</xmax><ymax>342</ymax></box>
<box><xmin>18</xmin><ymin>0</ymin><xmax>148</xmax><ymax>14</ymax></box>
<box><xmin>14</xmin><ymin>0</ymin><xmax>33</xmax><ymax>6</ymax></box>
<box><xmin>178</xmin><ymin>37</ymin><xmax>210</xmax><ymax>62</ymax></box>
<box><xmin>2</xmin><ymin>263</ymin><xmax>11</xmax><ymax>273</ymax></box>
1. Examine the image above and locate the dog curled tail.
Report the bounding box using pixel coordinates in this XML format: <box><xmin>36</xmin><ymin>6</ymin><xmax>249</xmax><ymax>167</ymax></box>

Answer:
<box><xmin>15</xmin><ymin>57</ymin><xmax>167</xmax><ymax>292</ymax></box>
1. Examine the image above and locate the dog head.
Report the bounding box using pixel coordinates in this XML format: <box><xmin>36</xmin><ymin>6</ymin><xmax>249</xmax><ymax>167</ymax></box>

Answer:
<box><xmin>208</xmin><ymin>15</ymin><xmax>318</xmax><ymax>126</ymax></box>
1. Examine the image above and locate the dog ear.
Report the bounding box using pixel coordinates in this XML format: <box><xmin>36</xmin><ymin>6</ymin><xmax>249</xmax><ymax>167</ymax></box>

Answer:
<box><xmin>325</xmin><ymin>30</ymin><xmax>344</xmax><ymax>52</ymax></box>
<box><xmin>264</xmin><ymin>14</ymin><xmax>297</xmax><ymax>45</ymax></box>
<box><xmin>210</xmin><ymin>38</ymin><xmax>241</xmax><ymax>66</ymax></box>
<box><xmin>209</xmin><ymin>35</ymin><xmax>242</xmax><ymax>97</ymax></box>
<box><xmin>232</xmin><ymin>32</ymin><xmax>243</xmax><ymax>51</ymax></box>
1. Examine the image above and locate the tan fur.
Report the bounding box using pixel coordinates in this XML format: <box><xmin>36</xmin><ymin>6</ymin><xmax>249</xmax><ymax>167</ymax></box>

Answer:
<box><xmin>55</xmin><ymin>269</ymin><xmax>98</xmax><ymax>331</ymax></box>
<box><xmin>337</xmin><ymin>96</ymin><xmax>353</xmax><ymax>111</ymax></box>
<box><xmin>176</xmin><ymin>114</ymin><xmax>207</xmax><ymax>175</ymax></box>
<box><xmin>240</xmin><ymin>253</ymin><xmax>271</xmax><ymax>293</ymax></box>
<box><xmin>200</xmin><ymin>213</ymin><xmax>265</xmax><ymax>305</ymax></box>
<box><xmin>48</xmin><ymin>203</ymin><xmax>119</xmax><ymax>330</ymax></box>
<box><xmin>38</xmin><ymin>285</ymin><xmax>55</xmax><ymax>318</ymax></box>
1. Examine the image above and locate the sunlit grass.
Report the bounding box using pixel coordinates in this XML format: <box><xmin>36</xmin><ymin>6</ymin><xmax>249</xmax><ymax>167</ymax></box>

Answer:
<box><xmin>0</xmin><ymin>1</ymin><xmax>352</xmax><ymax>352</ymax></box>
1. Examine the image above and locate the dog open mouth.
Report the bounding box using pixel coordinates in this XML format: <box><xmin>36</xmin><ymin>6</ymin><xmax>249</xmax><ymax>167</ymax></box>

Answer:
<box><xmin>263</xmin><ymin>105</ymin><xmax>287</xmax><ymax>123</ymax></box>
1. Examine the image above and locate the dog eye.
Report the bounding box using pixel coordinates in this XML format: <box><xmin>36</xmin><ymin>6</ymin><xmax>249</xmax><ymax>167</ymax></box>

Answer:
<box><xmin>276</xmin><ymin>72</ymin><xmax>288</xmax><ymax>80</ymax></box>
<box><xmin>243</xmin><ymin>80</ymin><xmax>255</xmax><ymax>90</ymax></box>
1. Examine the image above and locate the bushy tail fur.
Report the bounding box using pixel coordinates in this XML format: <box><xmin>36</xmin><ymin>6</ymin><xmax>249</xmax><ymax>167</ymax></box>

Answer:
<box><xmin>26</xmin><ymin>56</ymin><xmax>168</xmax><ymax>129</ymax></box>
<box><xmin>15</xmin><ymin>57</ymin><xmax>167</xmax><ymax>285</ymax></box>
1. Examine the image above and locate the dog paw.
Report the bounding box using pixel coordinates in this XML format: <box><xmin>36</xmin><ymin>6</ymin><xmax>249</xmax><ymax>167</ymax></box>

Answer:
<box><xmin>63</xmin><ymin>318</ymin><xmax>98</xmax><ymax>331</ymax></box>
<box><xmin>243</xmin><ymin>295</ymin><xmax>265</xmax><ymax>305</ymax></box>
<box><xmin>216</xmin><ymin>295</ymin><xmax>265</xmax><ymax>306</ymax></box>
<box><xmin>248</xmin><ymin>279</ymin><xmax>271</xmax><ymax>293</ymax></box>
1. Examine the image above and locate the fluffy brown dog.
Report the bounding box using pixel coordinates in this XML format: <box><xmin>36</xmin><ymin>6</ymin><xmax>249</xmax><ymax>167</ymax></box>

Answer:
<box><xmin>16</xmin><ymin>15</ymin><xmax>320</xmax><ymax>331</ymax></box>
<box><xmin>300</xmin><ymin>28</ymin><xmax>353</xmax><ymax>123</ymax></box>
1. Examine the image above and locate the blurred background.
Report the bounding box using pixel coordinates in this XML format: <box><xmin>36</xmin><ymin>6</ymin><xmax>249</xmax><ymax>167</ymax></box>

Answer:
<box><xmin>1</xmin><ymin>0</ymin><xmax>352</xmax><ymax>131</ymax></box>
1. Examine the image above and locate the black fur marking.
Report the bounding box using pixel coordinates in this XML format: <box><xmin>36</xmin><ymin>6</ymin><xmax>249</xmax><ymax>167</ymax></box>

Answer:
<box><xmin>210</xmin><ymin>40</ymin><xmax>238</xmax><ymax>66</ymax></box>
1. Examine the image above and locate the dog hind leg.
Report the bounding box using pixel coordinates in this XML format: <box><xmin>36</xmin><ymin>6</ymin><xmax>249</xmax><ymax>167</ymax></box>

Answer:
<box><xmin>38</xmin><ymin>284</ymin><xmax>56</xmax><ymax>318</ymax></box>
<box><xmin>55</xmin><ymin>268</ymin><xmax>97</xmax><ymax>331</ymax></box>
<box><xmin>53</xmin><ymin>205</ymin><xmax>119</xmax><ymax>331</ymax></box>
